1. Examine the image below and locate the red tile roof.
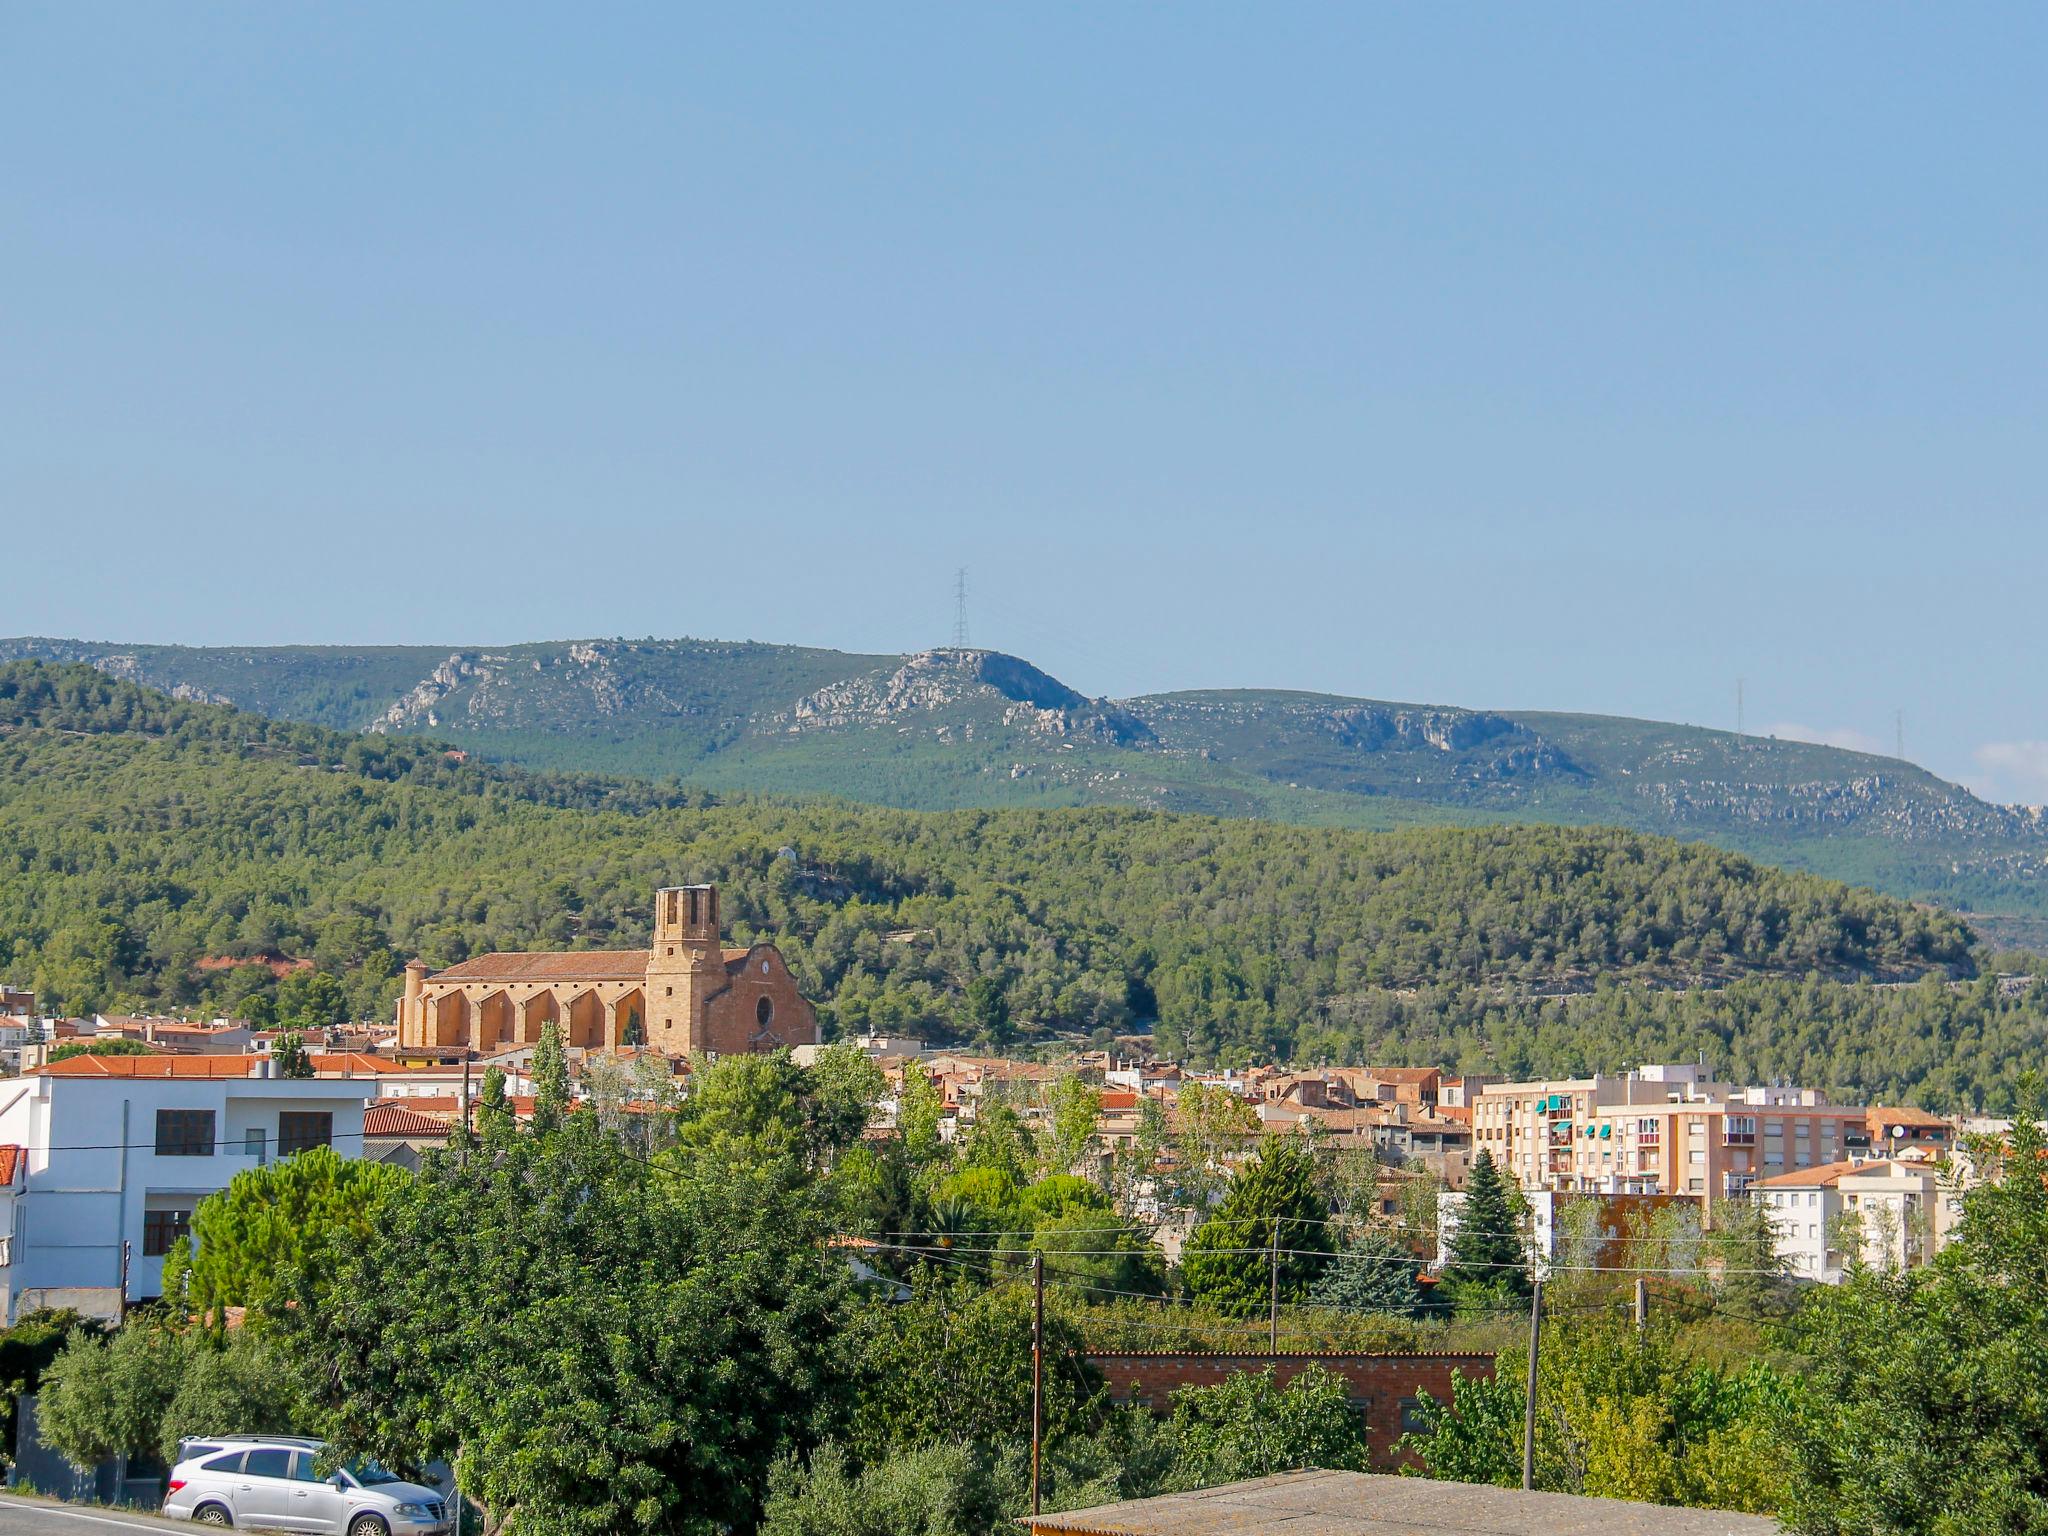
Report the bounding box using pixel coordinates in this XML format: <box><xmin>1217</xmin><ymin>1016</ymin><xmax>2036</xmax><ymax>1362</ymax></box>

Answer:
<box><xmin>429</xmin><ymin>950</ymin><xmax>650</xmax><ymax>983</ymax></box>
<box><xmin>1751</xmin><ymin>1158</ymin><xmax>1870</xmax><ymax>1189</ymax></box>
<box><xmin>363</xmin><ymin>1102</ymin><xmax>454</xmax><ymax>1139</ymax></box>
<box><xmin>0</xmin><ymin>1146</ymin><xmax>21</xmax><ymax>1184</ymax></box>
<box><xmin>34</xmin><ymin>1055</ymin><xmax>267</xmax><ymax>1079</ymax></box>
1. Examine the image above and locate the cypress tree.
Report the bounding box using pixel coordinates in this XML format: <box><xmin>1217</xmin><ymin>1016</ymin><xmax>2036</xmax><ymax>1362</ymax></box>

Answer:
<box><xmin>1181</xmin><ymin>1135</ymin><xmax>1334</xmax><ymax>1316</ymax></box>
<box><xmin>530</xmin><ymin>1021</ymin><xmax>570</xmax><ymax>1134</ymax></box>
<box><xmin>1443</xmin><ymin>1149</ymin><xmax>1529</xmax><ymax>1298</ymax></box>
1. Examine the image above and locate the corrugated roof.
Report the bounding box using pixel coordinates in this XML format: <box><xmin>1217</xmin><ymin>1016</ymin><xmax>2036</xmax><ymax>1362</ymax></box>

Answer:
<box><xmin>1023</xmin><ymin>1469</ymin><xmax>1780</xmax><ymax>1534</ymax></box>
<box><xmin>429</xmin><ymin>951</ymin><xmax>650</xmax><ymax>983</ymax></box>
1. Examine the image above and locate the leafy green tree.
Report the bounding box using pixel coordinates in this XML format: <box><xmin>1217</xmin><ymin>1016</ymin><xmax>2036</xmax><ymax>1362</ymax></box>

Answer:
<box><xmin>475</xmin><ymin>1064</ymin><xmax>513</xmax><ymax>1144</ymax></box>
<box><xmin>761</xmin><ymin>1441</ymin><xmax>1004</xmax><ymax>1536</ymax></box>
<box><xmin>964</xmin><ymin>976</ymin><xmax>1011</xmax><ymax>1051</ymax></box>
<box><xmin>843</xmin><ymin>1273</ymin><xmax>1100</xmax><ymax>1466</ymax></box>
<box><xmin>1168</xmin><ymin>1083</ymin><xmax>1257</xmax><ymax>1209</ymax></box>
<box><xmin>1779</xmin><ymin>1102</ymin><xmax>2048</xmax><ymax>1533</ymax></box>
<box><xmin>1166</xmin><ymin>1364</ymin><xmax>1366</xmax><ymax>1484</ymax></box>
<box><xmin>37</xmin><ymin>1325</ymin><xmax>308</xmax><ymax>1469</ymax></box>
<box><xmin>899</xmin><ymin>1067</ymin><xmax>947</xmax><ymax>1171</ymax></box>
<box><xmin>1180</xmin><ymin>1137</ymin><xmax>1334</xmax><ymax>1316</ymax></box>
<box><xmin>529</xmin><ymin>1019</ymin><xmax>569</xmax><ymax>1133</ymax></box>
<box><xmin>270</xmin><ymin>1029</ymin><xmax>314</xmax><ymax>1079</ymax></box>
<box><xmin>163</xmin><ymin>1145</ymin><xmax>409</xmax><ymax>1317</ymax></box>
<box><xmin>1307</xmin><ymin>1226</ymin><xmax>1425</xmax><ymax>1316</ymax></box>
<box><xmin>1443</xmin><ymin>1150</ymin><xmax>1528</xmax><ymax>1300</ymax></box>
<box><xmin>1399</xmin><ymin>1368</ymin><xmax>1523</xmax><ymax>1487</ymax></box>
<box><xmin>1042</xmin><ymin>1074</ymin><xmax>1101</xmax><ymax>1177</ymax></box>
<box><xmin>48</xmin><ymin>1038</ymin><xmax>154</xmax><ymax>1061</ymax></box>
<box><xmin>274</xmin><ymin>970</ymin><xmax>350</xmax><ymax>1029</ymax></box>
<box><xmin>294</xmin><ymin>1105</ymin><xmax>850</xmax><ymax>1534</ymax></box>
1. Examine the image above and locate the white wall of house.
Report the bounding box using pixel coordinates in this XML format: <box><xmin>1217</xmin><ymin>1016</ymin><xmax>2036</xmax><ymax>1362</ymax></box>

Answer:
<box><xmin>0</xmin><ymin>1072</ymin><xmax>376</xmax><ymax>1321</ymax></box>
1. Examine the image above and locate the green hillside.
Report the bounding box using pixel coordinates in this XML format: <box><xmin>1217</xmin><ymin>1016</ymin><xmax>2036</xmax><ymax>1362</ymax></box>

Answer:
<box><xmin>7</xmin><ymin>633</ymin><xmax>2046</xmax><ymax>917</ymax></box>
<box><xmin>6</xmin><ymin>660</ymin><xmax>2046</xmax><ymax>1107</ymax></box>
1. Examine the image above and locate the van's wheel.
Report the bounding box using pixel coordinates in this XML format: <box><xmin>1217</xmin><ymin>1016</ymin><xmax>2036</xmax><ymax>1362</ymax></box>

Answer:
<box><xmin>193</xmin><ymin>1506</ymin><xmax>234</xmax><ymax>1528</ymax></box>
<box><xmin>348</xmin><ymin>1515</ymin><xmax>390</xmax><ymax>1536</ymax></box>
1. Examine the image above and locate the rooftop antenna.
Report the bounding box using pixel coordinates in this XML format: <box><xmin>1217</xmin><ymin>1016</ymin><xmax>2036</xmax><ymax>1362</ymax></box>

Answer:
<box><xmin>951</xmin><ymin>567</ymin><xmax>970</xmax><ymax>649</ymax></box>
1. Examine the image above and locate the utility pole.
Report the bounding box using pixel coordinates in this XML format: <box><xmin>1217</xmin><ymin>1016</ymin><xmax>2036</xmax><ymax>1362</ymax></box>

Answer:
<box><xmin>1269</xmin><ymin>1226</ymin><xmax>1281</xmax><ymax>1355</ymax></box>
<box><xmin>459</xmin><ymin>1053</ymin><xmax>473</xmax><ymax>1168</ymax></box>
<box><xmin>1634</xmin><ymin>1276</ymin><xmax>1649</xmax><ymax>1338</ymax></box>
<box><xmin>1031</xmin><ymin>1254</ymin><xmax>1044</xmax><ymax>1517</ymax></box>
<box><xmin>1521</xmin><ymin>1278</ymin><xmax>1544</xmax><ymax>1491</ymax></box>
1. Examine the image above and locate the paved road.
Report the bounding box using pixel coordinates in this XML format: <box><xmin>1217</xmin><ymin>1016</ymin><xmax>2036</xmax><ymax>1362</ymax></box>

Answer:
<box><xmin>0</xmin><ymin>1500</ymin><xmax>190</xmax><ymax>1534</ymax></box>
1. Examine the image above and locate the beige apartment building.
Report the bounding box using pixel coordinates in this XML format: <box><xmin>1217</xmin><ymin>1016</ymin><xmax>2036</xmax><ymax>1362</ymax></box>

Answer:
<box><xmin>1470</xmin><ymin>1065</ymin><xmax>1871</xmax><ymax>1217</ymax></box>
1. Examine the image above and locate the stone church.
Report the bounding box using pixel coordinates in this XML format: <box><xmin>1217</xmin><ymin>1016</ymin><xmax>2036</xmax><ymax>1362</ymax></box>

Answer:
<box><xmin>396</xmin><ymin>884</ymin><xmax>819</xmax><ymax>1056</ymax></box>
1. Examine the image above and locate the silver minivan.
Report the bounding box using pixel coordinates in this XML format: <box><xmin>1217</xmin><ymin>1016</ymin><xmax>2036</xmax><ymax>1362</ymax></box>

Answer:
<box><xmin>162</xmin><ymin>1435</ymin><xmax>452</xmax><ymax>1534</ymax></box>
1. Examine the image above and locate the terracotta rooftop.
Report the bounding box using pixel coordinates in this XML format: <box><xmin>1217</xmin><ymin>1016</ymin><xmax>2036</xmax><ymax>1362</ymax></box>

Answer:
<box><xmin>1869</xmin><ymin>1105</ymin><xmax>1951</xmax><ymax>1130</ymax></box>
<box><xmin>34</xmin><ymin>1055</ymin><xmax>272</xmax><ymax>1079</ymax></box>
<box><xmin>0</xmin><ymin>1146</ymin><xmax>21</xmax><ymax>1185</ymax></box>
<box><xmin>428</xmin><ymin>944</ymin><xmax>762</xmax><ymax>984</ymax></box>
<box><xmin>363</xmin><ymin>1101</ymin><xmax>454</xmax><ymax>1138</ymax></box>
<box><xmin>428</xmin><ymin>950</ymin><xmax>651</xmax><ymax>983</ymax></box>
<box><xmin>1752</xmin><ymin>1158</ymin><xmax>1877</xmax><ymax>1189</ymax></box>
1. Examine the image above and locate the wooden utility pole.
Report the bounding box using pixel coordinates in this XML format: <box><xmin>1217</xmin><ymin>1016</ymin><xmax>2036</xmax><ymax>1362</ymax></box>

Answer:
<box><xmin>1031</xmin><ymin>1254</ymin><xmax>1044</xmax><ymax>1517</ymax></box>
<box><xmin>1268</xmin><ymin>1226</ymin><xmax>1281</xmax><ymax>1355</ymax></box>
<box><xmin>1634</xmin><ymin>1276</ymin><xmax>1649</xmax><ymax>1338</ymax></box>
<box><xmin>1522</xmin><ymin>1278</ymin><xmax>1544</xmax><ymax>1491</ymax></box>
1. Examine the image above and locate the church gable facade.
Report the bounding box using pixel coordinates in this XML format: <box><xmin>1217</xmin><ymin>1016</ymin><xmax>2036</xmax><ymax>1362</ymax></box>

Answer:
<box><xmin>396</xmin><ymin>884</ymin><xmax>819</xmax><ymax>1057</ymax></box>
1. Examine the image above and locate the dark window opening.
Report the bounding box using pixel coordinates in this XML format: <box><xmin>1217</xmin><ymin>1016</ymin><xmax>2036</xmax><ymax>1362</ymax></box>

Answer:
<box><xmin>756</xmin><ymin>996</ymin><xmax>774</xmax><ymax>1029</ymax></box>
<box><xmin>143</xmin><ymin>1209</ymin><xmax>192</xmax><ymax>1256</ymax></box>
<box><xmin>155</xmin><ymin>1109</ymin><xmax>216</xmax><ymax>1157</ymax></box>
<box><xmin>279</xmin><ymin>1112</ymin><xmax>333</xmax><ymax>1156</ymax></box>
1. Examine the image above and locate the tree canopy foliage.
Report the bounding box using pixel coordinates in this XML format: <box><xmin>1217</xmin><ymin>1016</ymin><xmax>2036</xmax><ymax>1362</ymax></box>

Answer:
<box><xmin>0</xmin><ymin>662</ymin><xmax>2008</xmax><ymax>1101</ymax></box>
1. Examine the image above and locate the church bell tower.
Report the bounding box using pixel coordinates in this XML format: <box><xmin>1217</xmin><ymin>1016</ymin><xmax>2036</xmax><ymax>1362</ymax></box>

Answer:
<box><xmin>646</xmin><ymin>884</ymin><xmax>720</xmax><ymax>1052</ymax></box>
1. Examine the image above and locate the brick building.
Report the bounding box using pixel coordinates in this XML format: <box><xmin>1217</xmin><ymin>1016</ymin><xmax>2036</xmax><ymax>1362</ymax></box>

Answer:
<box><xmin>396</xmin><ymin>884</ymin><xmax>817</xmax><ymax>1057</ymax></box>
<box><xmin>1087</xmin><ymin>1351</ymin><xmax>1493</xmax><ymax>1467</ymax></box>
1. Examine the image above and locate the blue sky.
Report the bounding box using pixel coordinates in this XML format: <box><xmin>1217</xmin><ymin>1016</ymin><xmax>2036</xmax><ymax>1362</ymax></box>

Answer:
<box><xmin>4</xmin><ymin>6</ymin><xmax>2043</xmax><ymax>798</ymax></box>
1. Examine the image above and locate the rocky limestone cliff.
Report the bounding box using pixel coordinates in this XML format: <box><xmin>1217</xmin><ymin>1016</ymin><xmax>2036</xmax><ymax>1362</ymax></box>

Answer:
<box><xmin>782</xmin><ymin>649</ymin><xmax>1154</xmax><ymax>745</ymax></box>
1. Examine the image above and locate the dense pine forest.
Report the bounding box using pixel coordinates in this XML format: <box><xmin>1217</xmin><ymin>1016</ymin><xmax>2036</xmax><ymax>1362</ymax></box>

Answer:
<box><xmin>4</xmin><ymin>661</ymin><xmax>2042</xmax><ymax>1107</ymax></box>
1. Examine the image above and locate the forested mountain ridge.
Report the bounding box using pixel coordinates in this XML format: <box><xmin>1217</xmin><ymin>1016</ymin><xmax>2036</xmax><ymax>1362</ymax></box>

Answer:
<box><xmin>5</xmin><ymin>634</ymin><xmax>2046</xmax><ymax>924</ymax></box>
<box><xmin>6</xmin><ymin>660</ymin><xmax>2040</xmax><ymax>1108</ymax></box>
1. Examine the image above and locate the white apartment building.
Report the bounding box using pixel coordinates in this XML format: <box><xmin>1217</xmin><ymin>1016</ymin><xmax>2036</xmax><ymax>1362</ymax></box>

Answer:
<box><xmin>0</xmin><ymin>1056</ymin><xmax>378</xmax><ymax>1321</ymax></box>
<box><xmin>1470</xmin><ymin>1065</ymin><xmax>1871</xmax><ymax>1216</ymax></box>
<box><xmin>1753</xmin><ymin>1156</ymin><xmax>1956</xmax><ymax>1284</ymax></box>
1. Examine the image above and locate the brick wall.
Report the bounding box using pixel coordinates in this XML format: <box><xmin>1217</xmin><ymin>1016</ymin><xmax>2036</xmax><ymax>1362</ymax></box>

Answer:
<box><xmin>1086</xmin><ymin>1352</ymin><xmax>1496</xmax><ymax>1467</ymax></box>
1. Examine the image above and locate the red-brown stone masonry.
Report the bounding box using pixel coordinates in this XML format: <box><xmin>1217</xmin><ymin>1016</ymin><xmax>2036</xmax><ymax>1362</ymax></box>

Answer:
<box><xmin>1086</xmin><ymin>1353</ymin><xmax>1496</xmax><ymax>1469</ymax></box>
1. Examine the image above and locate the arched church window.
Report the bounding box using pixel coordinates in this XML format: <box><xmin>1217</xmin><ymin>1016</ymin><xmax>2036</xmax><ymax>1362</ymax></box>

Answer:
<box><xmin>756</xmin><ymin>996</ymin><xmax>774</xmax><ymax>1029</ymax></box>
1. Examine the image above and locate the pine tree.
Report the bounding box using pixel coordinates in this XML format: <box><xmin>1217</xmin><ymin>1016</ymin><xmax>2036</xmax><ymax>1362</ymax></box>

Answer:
<box><xmin>1308</xmin><ymin>1226</ymin><xmax>1425</xmax><ymax>1316</ymax></box>
<box><xmin>1181</xmin><ymin>1136</ymin><xmax>1334</xmax><ymax>1316</ymax></box>
<box><xmin>1443</xmin><ymin>1149</ymin><xmax>1528</xmax><ymax>1298</ymax></box>
<box><xmin>530</xmin><ymin>1021</ymin><xmax>570</xmax><ymax>1135</ymax></box>
<box><xmin>269</xmin><ymin>1031</ymin><xmax>314</xmax><ymax>1080</ymax></box>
